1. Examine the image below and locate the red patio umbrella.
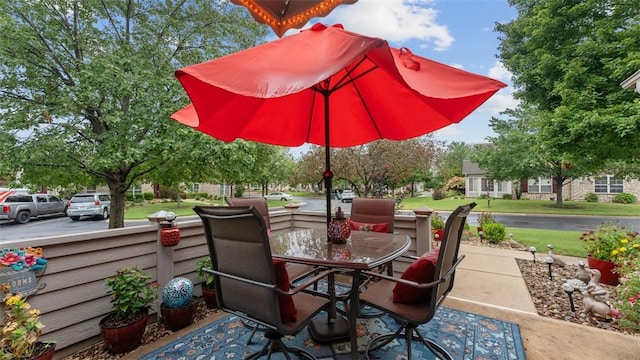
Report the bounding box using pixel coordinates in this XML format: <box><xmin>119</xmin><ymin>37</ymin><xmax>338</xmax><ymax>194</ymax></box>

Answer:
<box><xmin>171</xmin><ymin>23</ymin><xmax>506</xmax><ymax>224</ymax></box>
<box><xmin>230</xmin><ymin>0</ymin><xmax>358</xmax><ymax>37</ymax></box>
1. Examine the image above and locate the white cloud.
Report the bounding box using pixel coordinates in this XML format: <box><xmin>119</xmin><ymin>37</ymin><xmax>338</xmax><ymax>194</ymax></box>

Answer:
<box><xmin>310</xmin><ymin>0</ymin><xmax>454</xmax><ymax>51</ymax></box>
<box><xmin>488</xmin><ymin>62</ymin><xmax>512</xmax><ymax>83</ymax></box>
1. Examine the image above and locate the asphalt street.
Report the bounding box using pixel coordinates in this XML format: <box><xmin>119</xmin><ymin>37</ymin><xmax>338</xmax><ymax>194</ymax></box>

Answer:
<box><xmin>1</xmin><ymin>196</ymin><xmax>638</xmax><ymax>241</ymax></box>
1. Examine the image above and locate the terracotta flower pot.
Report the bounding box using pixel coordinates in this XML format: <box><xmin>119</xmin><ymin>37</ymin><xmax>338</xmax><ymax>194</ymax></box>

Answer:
<box><xmin>31</xmin><ymin>342</ymin><xmax>56</xmax><ymax>360</ymax></box>
<box><xmin>161</xmin><ymin>298</ymin><xmax>197</xmax><ymax>331</ymax></box>
<box><xmin>99</xmin><ymin>311</ymin><xmax>149</xmax><ymax>354</ymax></box>
<box><xmin>202</xmin><ymin>286</ymin><xmax>218</xmax><ymax>309</ymax></box>
<box><xmin>587</xmin><ymin>256</ymin><xmax>620</xmax><ymax>286</ymax></box>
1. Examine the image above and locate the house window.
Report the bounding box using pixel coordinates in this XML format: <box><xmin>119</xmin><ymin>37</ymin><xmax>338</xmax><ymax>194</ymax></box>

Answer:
<box><xmin>193</xmin><ymin>183</ymin><xmax>200</xmax><ymax>193</ymax></box>
<box><xmin>481</xmin><ymin>178</ymin><xmax>494</xmax><ymax>192</ymax></box>
<box><xmin>496</xmin><ymin>181</ymin><xmax>507</xmax><ymax>193</ymax></box>
<box><xmin>220</xmin><ymin>185</ymin><xmax>231</xmax><ymax>197</ymax></box>
<box><xmin>594</xmin><ymin>176</ymin><xmax>623</xmax><ymax>193</ymax></box>
<box><xmin>528</xmin><ymin>178</ymin><xmax>552</xmax><ymax>193</ymax></box>
<box><xmin>468</xmin><ymin>177</ymin><xmax>478</xmax><ymax>192</ymax></box>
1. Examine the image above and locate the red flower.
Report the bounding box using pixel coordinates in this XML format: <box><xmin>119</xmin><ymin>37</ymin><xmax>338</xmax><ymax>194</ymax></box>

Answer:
<box><xmin>0</xmin><ymin>251</ymin><xmax>21</xmax><ymax>266</ymax></box>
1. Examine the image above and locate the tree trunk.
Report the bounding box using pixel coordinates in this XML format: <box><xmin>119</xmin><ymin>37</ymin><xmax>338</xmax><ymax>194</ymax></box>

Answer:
<box><xmin>108</xmin><ymin>186</ymin><xmax>127</xmax><ymax>229</ymax></box>
<box><xmin>555</xmin><ymin>176</ymin><xmax>564</xmax><ymax>208</ymax></box>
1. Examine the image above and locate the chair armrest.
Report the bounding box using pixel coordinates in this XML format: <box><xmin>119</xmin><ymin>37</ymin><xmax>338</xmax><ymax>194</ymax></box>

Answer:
<box><xmin>205</xmin><ymin>267</ymin><xmax>336</xmax><ymax>296</ymax></box>
<box><xmin>284</xmin><ymin>269</ymin><xmax>336</xmax><ymax>296</ymax></box>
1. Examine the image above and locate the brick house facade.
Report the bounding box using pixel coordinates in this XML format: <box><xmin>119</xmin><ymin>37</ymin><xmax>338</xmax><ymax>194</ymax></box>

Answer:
<box><xmin>462</xmin><ymin>160</ymin><xmax>640</xmax><ymax>203</ymax></box>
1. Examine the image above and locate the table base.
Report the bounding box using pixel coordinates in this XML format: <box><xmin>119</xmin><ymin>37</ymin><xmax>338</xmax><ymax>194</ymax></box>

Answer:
<box><xmin>308</xmin><ymin>315</ymin><xmax>350</xmax><ymax>343</ymax></box>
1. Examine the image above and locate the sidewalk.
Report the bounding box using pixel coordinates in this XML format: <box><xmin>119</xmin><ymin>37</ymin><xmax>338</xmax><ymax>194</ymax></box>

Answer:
<box><xmin>448</xmin><ymin>244</ymin><xmax>640</xmax><ymax>360</ymax></box>
<box><xmin>126</xmin><ymin>244</ymin><xmax>640</xmax><ymax>360</ymax></box>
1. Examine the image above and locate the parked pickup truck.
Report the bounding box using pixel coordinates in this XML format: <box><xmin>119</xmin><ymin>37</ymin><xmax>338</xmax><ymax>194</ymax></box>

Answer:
<box><xmin>0</xmin><ymin>194</ymin><xmax>69</xmax><ymax>224</ymax></box>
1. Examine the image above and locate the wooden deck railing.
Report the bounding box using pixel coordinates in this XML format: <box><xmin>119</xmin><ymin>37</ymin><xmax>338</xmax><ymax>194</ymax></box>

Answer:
<box><xmin>0</xmin><ymin>207</ymin><xmax>435</xmax><ymax>359</ymax></box>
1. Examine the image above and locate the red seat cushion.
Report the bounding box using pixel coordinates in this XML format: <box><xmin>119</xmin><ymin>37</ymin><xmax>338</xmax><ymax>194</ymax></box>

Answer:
<box><xmin>348</xmin><ymin>219</ymin><xmax>389</xmax><ymax>233</ymax></box>
<box><xmin>272</xmin><ymin>259</ymin><xmax>297</xmax><ymax>323</ymax></box>
<box><xmin>392</xmin><ymin>249</ymin><xmax>440</xmax><ymax>304</ymax></box>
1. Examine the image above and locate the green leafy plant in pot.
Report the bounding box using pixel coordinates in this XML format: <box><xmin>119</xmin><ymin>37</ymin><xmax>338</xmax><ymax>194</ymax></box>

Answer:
<box><xmin>0</xmin><ymin>288</ymin><xmax>56</xmax><ymax>360</ymax></box>
<box><xmin>100</xmin><ymin>266</ymin><xmax>158</xmax><ymax>354</ymax></box>
<box><xmin>196</xmin><ymin>257</ymin><xmax>217</xmax><ymax>309</ymax></box>
<box><xmin>431</xmin><ymin>212</ymin><xmax>445</xmax><ymax>241</ymax></box>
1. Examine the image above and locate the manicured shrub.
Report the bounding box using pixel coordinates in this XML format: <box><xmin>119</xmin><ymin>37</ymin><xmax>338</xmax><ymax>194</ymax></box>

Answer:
<box><xmin>234</xmin><ymin>184</ymin><xmax>245</xmax><ymax>198</ymax></box>
<box><xmin>482</xmin><ymin>222</ymin><xmax>506</xmax><ymax>244</ymax></box>
<box><xmin>143</xmin><ymin>192</ymin><xmax>154</xmax><ymax>200</ymax></box>
<box><xmin>502</xmin><ymin>194</ymin><xmax>513</xmax><ymax>200</ymax></box>
<box><xmin>432</xmin><ymin>188</ymin><xmax>446</xmax><ymax>200</ymax></box>
<box><xmin>584</xmin><ymin>193</ymin><xmax>599</xmax><ymax>202</ymax></box>
<box><xmin>613</xmin><ymin>192</ymin><xmax>637</xmax><ymax>204</ymax></box>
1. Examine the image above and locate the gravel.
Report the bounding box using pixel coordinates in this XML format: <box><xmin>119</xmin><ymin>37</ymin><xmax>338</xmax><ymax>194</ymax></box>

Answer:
<box><xmin>64</xmin><ymin>236</ymin><xmax>631</xmax><ymax>359</ymax></box>
<box><xmin>461</xmin><ymin>236</ymin><xmax>627</xmax><ymax>334</ymax></box>
<box><xmin>62</xmin><ymin>303</ymin><xmax>220</xmax><ymax>360</ymax></box>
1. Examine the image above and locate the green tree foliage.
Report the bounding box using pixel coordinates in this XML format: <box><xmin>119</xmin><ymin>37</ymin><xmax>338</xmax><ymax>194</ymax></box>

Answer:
<box><xmin>297</xmin><ymin>137</ymin><xmax>438</xmax><ymax>197</ymax></box>
<box><xmin>472</xmin><ymin>106</ymin><xmax>589</xmax><ymax>207</ymax></box>
<box><xmin>439</xmin><ymin>142</ymin><xmax>472</xmax><ymax>180</ymax></box>
<box><xmin>0</xmin><ymin>1</ymin><xmax>267</xmax><ymax>227</ymax></box>
<box><xmin>496</xmin><ymin>0</ymin><xmax>640</xmax><ymax>174</ymax></box>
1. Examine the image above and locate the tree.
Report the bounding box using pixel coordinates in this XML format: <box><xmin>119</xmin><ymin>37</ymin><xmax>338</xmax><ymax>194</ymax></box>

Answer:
<box><xmin>472</xmin><ymin>106</ymin><xmax>590</xmax><ymax>207</ymax></box>
<box><xmin>496</xmin><ymin>0</ymin><xmax>640</xmax><ymax>175</ymax></box>
<box><xmin>245</xmin><ymin>144</ymin><xmax>294</xmax><ymax>195</ymax></box>
<box><xmin>0</xmin><ymin>1</ymin><xmax>267</xmax><ymax>227</ymax></box>
<box><xmin>296</xmin><ymin>138</ymin><xmax>438</xmax><ymax>197</ymax></box>
<box><xmin>438</xmin><ymin>141</ymin><xmax>472</xmax><ymax>181</ymax></box>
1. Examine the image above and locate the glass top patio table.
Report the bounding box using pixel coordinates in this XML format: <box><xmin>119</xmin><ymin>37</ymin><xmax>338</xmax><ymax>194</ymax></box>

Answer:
<box><xmin>270</xmin><ymin>228</ymin><xmax>411</xmax><ymax>360</ymax></box>
<box><xmin>269</xmin><ymin>228</ymin><xmax>411</xmax><ymax>269</ymax></box>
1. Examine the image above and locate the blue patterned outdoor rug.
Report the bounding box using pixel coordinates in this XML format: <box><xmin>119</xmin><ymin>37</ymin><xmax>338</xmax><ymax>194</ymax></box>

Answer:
<box><xmin>140</xmin><ymin>306</ymin><xmax>526</xmax><ymax>360</ymax></box>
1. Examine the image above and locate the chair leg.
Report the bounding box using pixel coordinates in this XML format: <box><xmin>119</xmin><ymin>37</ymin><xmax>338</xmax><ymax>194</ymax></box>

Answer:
<box><xmin>365</xmin><ymin>324</ymin><xmax>453</xmax><ymax>360</ymax></box>
<box><xmin>245</xmin><ymin>331</ymin><xmax>318</xmax><ymax>360</ymax></box>
<box><xmin>241</xmin><ymin>319</ymin><xmax>266</xmax><ymax>345</ymax></box>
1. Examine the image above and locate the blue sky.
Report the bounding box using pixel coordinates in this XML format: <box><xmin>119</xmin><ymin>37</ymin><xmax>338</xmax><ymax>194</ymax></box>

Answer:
<box><xmin>269</xmin><ymin>0</ymin><xmax>520</xmax><ymax>154</ymax></box>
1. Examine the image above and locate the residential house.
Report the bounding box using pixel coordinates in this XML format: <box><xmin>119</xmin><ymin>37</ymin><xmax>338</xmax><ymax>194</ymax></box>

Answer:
<box><xmin>621</xmin><ymin>69</ymin><xmax>640</xmax><ymax>94</ymax></box>
<box><xmin>462</xmin><ymin>160</ymin><xmax>640</xmax><ymax>202</ymax></box>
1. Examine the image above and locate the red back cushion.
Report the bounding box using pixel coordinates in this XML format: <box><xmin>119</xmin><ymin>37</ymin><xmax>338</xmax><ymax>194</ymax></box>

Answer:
<box><xmin>272</xmin><ymin>259</ymin><xmax>297</xmax><ymax>323</ymax></box>
<box><xmin>348</xmin><ymin>219</ymin><xmax>389</xmax><ymax>233</ymax></box>
<box><xmin>392</xmin><ymin>249</ymin><xmax>440</xmax><ymax>304</ymax></box>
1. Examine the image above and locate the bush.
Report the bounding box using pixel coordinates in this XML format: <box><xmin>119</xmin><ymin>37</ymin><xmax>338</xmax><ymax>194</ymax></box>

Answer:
<box><xmin>234</xmin><ymin>185</ymin><xmax>245</xmax><ymax>198</ymax></box>
<box><xmin>445</xmin><ymin>189</ymin><xmax>463</xmax><ymax>198</ymax></box>
<box><xmin>444</xmin><ymin>176</ymin><xmax>465</xmax><ymax>191</ymax></box>
<box><xmin>482</xmin><ymin>222</ymin><xmax>506</xmax><ymax>243</ymax></box>
<box><xmin>431</xmin><ymin>212</ymin><xmax>445</xmax><ymax>230</ymax></box>
<box><xmin>614</xmin><ymin>257</ymin><xmax>640</xmax><ymax>333</ymax></box>
<box><xmin>143</xmin><ymin>192</ymin><xmax>154</xmax><ymax>201</ymax></box>
<box><xmin>158</xmin><ymin>186</ymin><xmax>180</xmax><ymax>200</ymax></box>
<box><xmin>502</xmin><ymin>194</ymin><xmax>513</xmax><ymax>200</ymax></box>
<box><xmin>614</xmin><ymin>192</ymin><xmax>637</xmax><ymax>204</ymax></box>
<box><xmin>477</xmin><ymin>211</ymin><xmax>496</xmax><ymax>227</ymax></box>
<box><xmin>584</xmin><ymin>193</ymin><xmax>599</xmax><ymax>202</ymax></box>
<box><xmin>432</xmin><ymin>188</ymin><xmax>446</xmax><ymax>200</ymax></box>
<box><xmin>196</xmin><ymin>192</ymin><xmax>209</xmax><ymax>199</ymax></box>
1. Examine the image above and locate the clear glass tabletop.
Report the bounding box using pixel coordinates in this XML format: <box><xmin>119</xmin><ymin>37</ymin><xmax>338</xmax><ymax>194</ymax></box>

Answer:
<box><xmin>270</xmin><ymin>228</ymin><xmax>410</xmax><ymax>270</ymax></box>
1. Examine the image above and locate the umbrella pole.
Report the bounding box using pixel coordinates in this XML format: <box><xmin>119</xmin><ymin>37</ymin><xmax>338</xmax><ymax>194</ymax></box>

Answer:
<box><xmin>323</xmin><ymin>92</ymin><xmax>332</xmax><ymax>229</ymax></box>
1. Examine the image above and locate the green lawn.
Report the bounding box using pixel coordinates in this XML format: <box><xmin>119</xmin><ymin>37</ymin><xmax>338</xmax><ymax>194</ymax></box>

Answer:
<box><xmin>124</xmin><ymin>194</ymin><xmax>639</xmax><ymax>258</ymax></box>
<box><xmin>400</xmin><ymin>197</ymin><xmax>639</xmax><ymax>217</ymax></box>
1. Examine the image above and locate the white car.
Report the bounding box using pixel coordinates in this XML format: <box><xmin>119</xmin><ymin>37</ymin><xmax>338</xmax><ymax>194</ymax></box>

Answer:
<box><xmin>264</xmin><ymin>192</ymin><xmax>293</xmax><ymax>201</ymax></box>
<box><xmin>340</xmin><ymin>189</ymin><xmax>356</xmax><ymax>203</ymax></box>
<box><xmin>67</xmin><ymin>193</ymin><xmax>111</xmax><ymax>220</ymax></box>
